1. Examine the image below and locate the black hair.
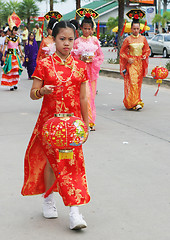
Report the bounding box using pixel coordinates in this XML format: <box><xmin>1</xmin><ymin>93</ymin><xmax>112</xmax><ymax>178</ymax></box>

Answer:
<box><xmin>52</xmin><ymin>20</ymin><xmax>79</xmax><ymax>38</ymax></box>
<box><xmin>28</xmin><ymin>32</ymin><xmax>35</xmax><ymax>40</ymax></box>
<box><xmin>12</xmin><ymin>26</ymin><xmax>18</xmax><ymax>31</ymax></box>
<box><xmin>131</xmin><ymin>18</ymin><xmax>140</xmax><ymax>27</ymax></box>
<box><xmin>81</xmin><ymin>15</ymin><xmax>94</xmax><ymax>28</ymax></box>
<box><xmin>48</xmin><ymin>18</ymin><xmax>58</xmax><ymax>30</ymax></box>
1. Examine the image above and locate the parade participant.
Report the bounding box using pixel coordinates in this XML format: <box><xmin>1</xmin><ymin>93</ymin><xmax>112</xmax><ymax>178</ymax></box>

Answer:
<box><xmin>1</xmin><ymin>13</ymin><xmax>24</xmax><ymax>91</ymax></box>
<box><xmin>21</xmin><ymin>20</ymin><xmax>90</xmax><ymax>230</ymax></box>
<box><xmin>23</xmin><ymin>32</ymin><xmax>38</xmax><ymax>79</ymax></box>
<box><xmin>120</xmin><ymin>9</ymin><xmax>150</xmax><ymax>110</ymax></box>
<box><xmin>36</xmin><ymin>11</ymin><xmax>62</xmax><ymax>62</ymax></box>
<box><xmin>35</xmin><ymin>23</ymin><xmax>42</xmax><ymax>49</ymax></box>
<box><xmin>0</xmin><ymin>30</ymin><xmax>6</xmax><ymax>66</ymax></box>
<box><xmin>22</xmin><ymin>25</ymin><xmax>28</xmax><ymax>48</ymax></box>
<box><xmin>72</xmin><ymin>8</ymin><xmax>104</xmax><ymax>131</ymax></box>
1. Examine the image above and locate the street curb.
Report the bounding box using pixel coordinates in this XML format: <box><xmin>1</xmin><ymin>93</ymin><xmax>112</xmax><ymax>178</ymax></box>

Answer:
<box><xmin>100</xmin><ymin>68</ymin><xmax>170</xmax><ymax>88</ymax></box>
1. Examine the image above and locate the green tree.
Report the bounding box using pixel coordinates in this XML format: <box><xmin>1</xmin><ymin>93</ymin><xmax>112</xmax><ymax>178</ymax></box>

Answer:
<box><xmin>18</xmin><ymin>0</ymin><xmax>39</xmax><ymax>30</ymax></box>
<box><xmin>0</xmin><ymin>0</ymin><xmax>5</xmax><ymax>26</ymax></box>
<box><xmin>152</xmin><ymin>11</ymin><xmax>170</xmax><ymax>29</ymax></box>
<box><xmin>106</xmin><ymin>16</ymin><xmax>118</xmax><ymax>31</ymax></box>
<box><xmin>1</xmin><ymin>0</ymin><xmax>21</xmax><ymax>25</ymax></box>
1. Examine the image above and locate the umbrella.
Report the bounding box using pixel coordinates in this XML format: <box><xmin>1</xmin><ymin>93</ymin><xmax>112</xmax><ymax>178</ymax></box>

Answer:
<box><xmin>112</xmin><ymin>22</ymin><xmax>150</xmax><ymax>33</ymax></box>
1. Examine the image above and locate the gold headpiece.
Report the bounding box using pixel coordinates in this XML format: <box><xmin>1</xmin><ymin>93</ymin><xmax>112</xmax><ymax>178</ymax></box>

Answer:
<box><xmin>76</xmin><ymin>8</ymin><xmax>99</xmax><ymax>19</ymax></box>
<box><xmin>44</xmin><ymin>11</ymin><xmax>63</xmax><ymax>21</ymax></box>
<box><xmin>126</xmin><ymin>9</ymin><xmax>145</xmax><ymax>20</ymax></box>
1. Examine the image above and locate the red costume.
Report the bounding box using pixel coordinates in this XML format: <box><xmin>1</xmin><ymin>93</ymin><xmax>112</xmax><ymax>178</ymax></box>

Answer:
<box><xmin>21</xmin><ymin>53</ymin><xmax>90</xmax><ymax>206</ymax></box>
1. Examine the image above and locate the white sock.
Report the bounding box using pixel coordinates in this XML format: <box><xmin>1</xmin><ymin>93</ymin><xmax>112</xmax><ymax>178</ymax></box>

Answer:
<box><xmin>70</xmin><ymin>206</ymin><xmax>79</xmax><ymax>215</ymax></box>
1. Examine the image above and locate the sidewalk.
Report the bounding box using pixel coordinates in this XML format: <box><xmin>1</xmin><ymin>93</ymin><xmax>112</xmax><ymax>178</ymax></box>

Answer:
<box><xmin>100</xmin><ymin>60</ymin><xmax>170</xmax><ymax>88</ymax></box>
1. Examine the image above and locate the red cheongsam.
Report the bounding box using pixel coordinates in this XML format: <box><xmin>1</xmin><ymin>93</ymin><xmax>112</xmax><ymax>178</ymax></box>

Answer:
<box><xmin>21</xmin><ymin>53</ymin><xmax>90</xmax><ymax>206</ymax></box>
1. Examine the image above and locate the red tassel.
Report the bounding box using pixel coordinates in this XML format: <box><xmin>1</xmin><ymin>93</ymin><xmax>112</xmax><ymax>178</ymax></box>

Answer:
<box><xmin>41</xmin><ymin>20</ymin><xmax>44</xmax><ymax>38</ymax></box>
<box><xmin>154</xmin><ymin>83</ymin><xmax>160</xmax><ymax>96</ymax></box>
<box><xmin>120</xmin><ymin>20</ymin><xmax>126</xmax><ymax>36</ymax></box>
<box><xmin>141</xmin><ymin>20</ymin><xmax>147</xmax><ymax>34</ymax></box>
<box><xmin>43</xmin><ymin>179</ymin><xmax>57</xmax><ymax>198</ymax></box>
<box><xmin>76</xmin><ymin>29</ymin><xmax>79</xmax><ymax>38</ymax></box>
<box><xmin>97</xmin><ymin>19</ymin><xmax>100</xmax><ymax>39</ymax></box>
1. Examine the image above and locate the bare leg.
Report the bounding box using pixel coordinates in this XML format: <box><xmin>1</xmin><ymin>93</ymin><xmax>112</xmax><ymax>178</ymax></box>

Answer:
<box><xmin>44</xmin><ymin>159</ymin><xmax>56</xmax><ymax>191</ymax></box>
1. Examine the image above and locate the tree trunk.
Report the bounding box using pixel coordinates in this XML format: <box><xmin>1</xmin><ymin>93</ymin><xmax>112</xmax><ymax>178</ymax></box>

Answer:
<box><xmin>27</xmin><ymin>17</ymin><xmax>30</xmax><ymax>31</ymax></box>
<box><xmin>164</xmin><ymin>0</ymin><xmax>167</xmax><ymax>12</ymax></box>
<box><xmin>50</xmin><ymin>0</ymin><xmax>53</xmax><ymax>11</ymax></box>
<box><xmin>158</xmin><ymin>0</ymin><xmax>161</xmax><ymax>33</ymax></box>
<box><xmin>76</xmin><ymin>0</ymin><xmax>81</xmax><ymax>21</ymax></box>
<box><xmin>117</xmin><ymin>0</ymin><xmax>124</xmax><ymax>61</ymax></box>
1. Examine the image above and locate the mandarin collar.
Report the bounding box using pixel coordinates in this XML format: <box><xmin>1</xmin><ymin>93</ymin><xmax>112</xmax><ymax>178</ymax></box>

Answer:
<box><xmin>81</xmin><ymin>35</ymin><xmax>91</xmax><ymax>39</ymax></box>
<box><xmin>131</xmin><ymin>34</ymin><xmax>140</xmax><ymax>38</ymax></box>
<box><xmin>52</xmin><ymin>52</ymin><xmax>73</xmax><ymax>65</ymax></box>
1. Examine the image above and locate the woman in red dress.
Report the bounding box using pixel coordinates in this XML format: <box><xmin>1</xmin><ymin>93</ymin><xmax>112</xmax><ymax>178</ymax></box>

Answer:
<box><xmin>21</xmin><ymin>20</ymin><xmax>90</xmax><ymax>230</ymax></box>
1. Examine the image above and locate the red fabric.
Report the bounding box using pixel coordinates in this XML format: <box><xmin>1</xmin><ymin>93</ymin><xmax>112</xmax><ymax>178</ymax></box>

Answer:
<box><xmin>21</xmin><ymin>53</ymin><xmax>90</xmax><ymax>206</ymax></box>
<box><xmin>120</xmin><ymin>20</ymin><xmax>127</xmax><ymax>36</ymax></box>
<box><xmin>41</xmin><ymin>21</ymin><xmax>44</xmax><ymax>38</ymax></box>
<box><xmin>97</xmin><ymin>20</ymin><xmax>100</xmax><ymax>39</ymax></box>
<box><xmin>141</xmin><ymin>20</ymin><xmax>147</xmax><ymax>34</ymax></box>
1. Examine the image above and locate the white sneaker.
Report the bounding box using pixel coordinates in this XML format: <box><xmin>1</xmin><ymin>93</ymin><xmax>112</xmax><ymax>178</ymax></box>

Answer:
<box><xmin>42</xmin><ymin>197</ymin><xmax>58</xmax><ymax>219</ymax></box>
<box><xmin>135</xmin><ymin>104</ymin><xmax>142</xmax><ymax>111</ymax></box>
<box><xmin>69</xmin><ymin>212</ymin><xmax>87</xmax><ymax>230</ymax></box>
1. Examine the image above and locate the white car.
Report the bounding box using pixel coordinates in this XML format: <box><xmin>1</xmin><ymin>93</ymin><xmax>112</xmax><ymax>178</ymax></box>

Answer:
<box><xmin>148</xmin><ymin>33</ymin><xmax>170</xmax><ymax>58</ymax></box>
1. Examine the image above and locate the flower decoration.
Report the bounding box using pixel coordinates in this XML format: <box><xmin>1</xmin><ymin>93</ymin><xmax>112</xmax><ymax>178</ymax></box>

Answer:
<box><xmin>85</xmin><ymin>13</ymin><xmax>91</xmax><ymax>18</ymax></box>
<box><xmin>44</xmin><ymin>11</ymin><xmax>63</xmax><ymax>21</ymax></box>
<box><xmin>126</xmin><ymin>9</ymin><xmax>145</xmax><ymax>19</ymax></box>
<box><xmin>134</xmin><ymin>14</ymin><xmax>139</xmax><ymax>20</ymax></box>
<box><xmin>76</xmin><ymin>8</ymin><xmax>99</xmax><ymax>19</ymax></box>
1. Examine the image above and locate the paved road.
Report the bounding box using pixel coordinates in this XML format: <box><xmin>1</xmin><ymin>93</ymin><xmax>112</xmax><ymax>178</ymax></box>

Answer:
<box><xmin>0</xmin><ymin>68</ymin><xmax>170</xmax><ymax>240</ymax></box>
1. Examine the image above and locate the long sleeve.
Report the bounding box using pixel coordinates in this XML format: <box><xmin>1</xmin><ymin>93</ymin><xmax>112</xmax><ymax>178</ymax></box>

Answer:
<box><xmin>119</xmin><ymin>37</ymin><xmax>130</xmax><ymax>77</ymax></box>
<box><xmin>93</xmin><ymin>38</ymin><xmax>104</xmax><ymax>68</ymax></box>
<box><xmin>142</xmin><ymin>37</ymin><xmax>150</xmax><ymax>77</ymax></box>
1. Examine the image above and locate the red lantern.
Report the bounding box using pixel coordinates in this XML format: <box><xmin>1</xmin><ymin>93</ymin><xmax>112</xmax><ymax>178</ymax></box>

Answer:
<box><xmin>151</xmin><ymin>66</ymin><xmax>169</xmax><ymax>96</ymax></box>
<box><xmin>42</xmin><ymin>113</ymin><xmax>88</xmax><ymax>198</ymax></box>
<box><xmin>42</xmin><ymin>113</ymin><xmax>88</xmax><ymax>160</ymax></box>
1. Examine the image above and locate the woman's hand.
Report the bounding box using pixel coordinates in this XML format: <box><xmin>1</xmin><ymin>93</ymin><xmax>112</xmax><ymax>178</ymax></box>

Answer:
<box><xmin>40</xmin><ymin>85</ymin><xmax>56</xmax><ymax>95</ymax></box>
<box><xmin>128</xmin><ymin>58</ymin><xmax>134</xmax><ymax>64</ymax></box>
<box><xmin>2</xmin><ymin>56</ymin><xmax>5</xmax><ymax>62</ymax></box>
<box><xmin>141</xmin><ymin>55</ymin><xmax>146</xmax><ymax>60</ymax></box>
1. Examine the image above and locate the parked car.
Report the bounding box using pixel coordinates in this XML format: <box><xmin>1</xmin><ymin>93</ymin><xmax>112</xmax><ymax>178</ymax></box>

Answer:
<box><xmin>148</xmin><ymin>34</ymin><xmax>170</xmax><ymax>58</ymax></box>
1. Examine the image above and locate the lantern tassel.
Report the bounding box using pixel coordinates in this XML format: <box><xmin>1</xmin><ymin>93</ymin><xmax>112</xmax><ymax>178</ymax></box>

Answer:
<box><xmin>120</xmin><ymin>20</ymin><xmax>126</xmax><ymax>36</ymax></box>
<box><xmin>97</xmin><ymin>19</ymin><xmax>100</xmax><ymax>39</ymax></box>
<box><xmin>41</xmin><ymin>19</ymin><xmax>44</xmax><ymax>38</ymax></box>
<box><xmin>141</xmin><ymin>20</ymin><xmax>147</xmax><ymax>34</ymax></box>
<box><xmin>154</xmin><ymin>83</ymin><xmax>160</xmax><ymax>96</ymax></box>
